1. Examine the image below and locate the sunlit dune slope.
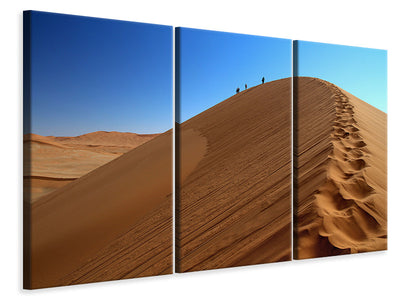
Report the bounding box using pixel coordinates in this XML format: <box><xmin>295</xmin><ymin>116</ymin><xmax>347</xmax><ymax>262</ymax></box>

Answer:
<box><xmin>177</xmin><ymin>78</ymin><xmax>292</xmax><ymax>272</ymax></box>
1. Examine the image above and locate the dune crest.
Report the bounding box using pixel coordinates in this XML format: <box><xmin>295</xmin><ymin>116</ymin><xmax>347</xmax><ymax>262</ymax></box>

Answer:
<box><xmin>295</xmin><ymin>77</ymin><xmax>387</xmax><ymax>259</ymax></box>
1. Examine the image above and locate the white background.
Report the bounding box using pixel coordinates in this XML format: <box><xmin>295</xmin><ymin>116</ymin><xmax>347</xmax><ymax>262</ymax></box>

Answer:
<box><xmin>1</xmin><ymin>0</ymin><xmax>399</xmax><ymax>299</ymax></box>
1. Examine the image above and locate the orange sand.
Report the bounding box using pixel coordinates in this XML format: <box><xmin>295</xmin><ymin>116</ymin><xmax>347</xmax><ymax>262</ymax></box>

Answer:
<box><xmin>294</xmin><ymin>77</ymin><xmax>387</xmax><ymax>259</ymax></box>
<box><xmin>25</xmin><ymin>130</ymin><xmax>172</xmax><ymax>289</ymax></box>
<box><xmin>176</xmin><ymin>78</ymin><xmax>292</xmax><ymax>272</ymax></box>
<box><xmin>24</xmin><ymin>131</ymin><xmax>158</xmax><ymax>201</ymax></box>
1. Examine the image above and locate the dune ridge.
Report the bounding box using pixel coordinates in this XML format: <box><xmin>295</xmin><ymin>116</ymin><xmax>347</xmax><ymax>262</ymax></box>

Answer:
<box><xmin>295</xmin><ymin>77</ymin><xmax>387</xmax><ymax>259</ymax></box>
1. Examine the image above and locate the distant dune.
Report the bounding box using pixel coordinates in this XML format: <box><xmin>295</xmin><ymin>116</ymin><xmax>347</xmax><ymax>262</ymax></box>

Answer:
<box><xmin>294</xmin><ymin>77</ymin><xmax>387</xmax><ymax>259</ymax></box>
<box><xmin>24</xmin><ymin>131</ymin><xmax>159</xmax><ymax>201</ymax></box>
<box><xmin>50</xmin><ymin>131</ymin><xmax>159</xmax><ymax>149</ymax></box>
<box><xmin>176</xmin><ymin>78</ymin><xmax>292</xmax><ymax>272</ymax></box>
<box><xmin>26</xmin><ymin>130</ymin><xmax>172</xmax><ymax>289</ymax></box>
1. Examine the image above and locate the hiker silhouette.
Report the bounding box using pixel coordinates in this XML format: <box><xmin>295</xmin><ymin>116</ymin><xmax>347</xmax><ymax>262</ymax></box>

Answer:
<box><xmin>245</xmin><ymin>84</ymin><xmax>247</xmax><ymax>89</ymax></box>
<box><xmin>262</xmin><ymin>77</ymin><xmax>265</xmax><ymax>84</ymax></box>
<box><xmin>236</xmin><ymin>87</ymin><xmax>240</xmax><ymax>93</ymax></box>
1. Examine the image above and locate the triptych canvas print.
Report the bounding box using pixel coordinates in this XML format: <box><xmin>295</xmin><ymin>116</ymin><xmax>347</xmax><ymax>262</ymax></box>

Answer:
<box><xmin>23</xmin><ymin>11</ymin><xmax>387</xmax><ymax>289</ymax></box>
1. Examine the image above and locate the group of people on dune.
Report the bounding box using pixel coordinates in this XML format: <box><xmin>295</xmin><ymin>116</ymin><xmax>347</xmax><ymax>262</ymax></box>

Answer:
<box><xmin>236</xmin><ymin>77</ymin><xmax>265</xmax><ymax>94</ymax></box>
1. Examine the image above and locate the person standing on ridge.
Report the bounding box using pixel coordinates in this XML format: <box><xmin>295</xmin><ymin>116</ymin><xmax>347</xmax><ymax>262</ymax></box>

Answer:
<box><xmin>262</xmin><ymin>77</ymin><xmax>265</xmax><ymax>84</ymax></box>
<box><xmin>245</xmin><ymin>84</ymin><xmax>247</xmax><ymax>89</ymax></box>
<box><xmin>236</xmin><ymin>87</ymin><xmax>240</xmax><ymax>93</ymax></box>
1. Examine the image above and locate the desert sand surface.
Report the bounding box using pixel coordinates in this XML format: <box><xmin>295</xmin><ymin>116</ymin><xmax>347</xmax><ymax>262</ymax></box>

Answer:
<box><xmin>176</xmin><ymin>78</ymin><xmax>292</xmax><ymax>272</ymax></box>
<box><xmin>294</xmin><ymin>77</ymin><xmax>387</xmax><ymax>259</ymax></box>
<box><xmin>24</xmin><ymin>131</ymin><xmax>158</xmax><ymax>201</ymax></box>
<box><xmin>26</xmin><ymin>130</ymin><xmax>172</xmax><ymax>289</ymax></box>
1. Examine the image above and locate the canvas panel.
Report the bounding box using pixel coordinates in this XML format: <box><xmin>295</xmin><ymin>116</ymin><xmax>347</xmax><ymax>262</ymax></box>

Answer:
<box><xmin>175</xmin><ymin>28</ymin><xmax>292</xmax><ymax>272</ymax></box>
<box><xmin>23</xmin><ymin>11</ymin><xmax>173</xmax><ymax>289</ymax></box>
<box><xmin>293</xmin><ymin>40</ymin><xmax>387</xmax><ymax>259</ymax></box>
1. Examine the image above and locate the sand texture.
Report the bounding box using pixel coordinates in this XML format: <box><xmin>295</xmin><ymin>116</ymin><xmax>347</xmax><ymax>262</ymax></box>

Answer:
<box><xmin>24</xmin><ymin>131</ymin><xmax>158</xmax><ymax>201</ymax></box>
<box><xmin>26</xmin><ymin>130</ymin><xmax>172</xmax><ymax>289</ymax></box>
<box><xmin>176</xmin><ymin>78</ymin><xmax>292</xmax><ymax>272</ymax></box>
<box><xmin>294</xmin><ymin>77</ymin><xmax>387</xmax><ymax>259</ymax></box>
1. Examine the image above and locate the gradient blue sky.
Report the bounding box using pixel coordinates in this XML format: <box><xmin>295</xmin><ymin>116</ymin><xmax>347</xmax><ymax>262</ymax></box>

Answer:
<box><xmin>28</xmin><ymin>11</ymin><xmax>172</xmax><ymax>136</ymax></box>
<box><xmin>294</xmin><ymin>41</ymin><xmax>387</xmax><ymax>113</ymax></box>
<box><xmin>176</xmin><ymin>28</ymin><xmax>292</xmax><ymax>123</ymax></box>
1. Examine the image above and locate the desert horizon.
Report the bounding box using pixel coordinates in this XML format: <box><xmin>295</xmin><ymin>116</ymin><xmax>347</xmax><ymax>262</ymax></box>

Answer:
<box><xmin>24</xmin><ymin>130</ymin><xmax>162</xmax><ymax>202</ymax></box>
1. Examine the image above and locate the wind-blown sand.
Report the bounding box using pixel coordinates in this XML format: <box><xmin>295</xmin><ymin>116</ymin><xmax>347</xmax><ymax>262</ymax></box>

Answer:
<box><xmin>176</xmin><ymin>78</ymin><xmax>292</xmax><ymax>272</ymax></box>
<box><xmin>25</xmin><ymin>130</ymin><xmax>172</xmax><ymax>289</ymax></box>
<box><xmin>294</xmin><ymin>77</ymin><xmax>387</xmax><ymax>259</ymax></box>
<box><xmin>24</xmin><ymin>131</ymin><xmax>158</xmax><ymax>201</ymax></box>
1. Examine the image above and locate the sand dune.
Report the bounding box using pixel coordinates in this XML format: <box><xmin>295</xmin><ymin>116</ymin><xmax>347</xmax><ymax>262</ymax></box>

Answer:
<box><xmin>176</xmin><ymin>78</ymin><xmax>292</xmax><ymax>272</ymax></box>
<box><xmin>26</xmin><ymin>130</ymin><xmax>172</xmax><ymax>289</ymax></box>
<box><xmin>294</xmin><ymin>77</ymin><xmax>387</xmax><ymax>259</ymax></box>
<box><xmin>24</xmin><ymin>131</ymin><xmax>159</xmax><ymax>201</ymax></box>
<box><xmin>51</xmin><ymin>131</ymin><xmax>159</xmax><ymax>151</ymax></box>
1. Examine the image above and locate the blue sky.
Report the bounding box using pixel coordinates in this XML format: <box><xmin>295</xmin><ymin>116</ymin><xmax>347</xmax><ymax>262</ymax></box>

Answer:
<box><xmin>294</xmin><ymin>41</ymin><xmax>387</xmax><ymax>113</ymax></box>
<box><xmin>176</xmin><ymin>28</ymin><xmax>292</xmax><ymax>123</ymax></box>
<box><xmin>28</xmin><ymin>11</ymin><xmax>172</xmax><ymax>136</ymax></box>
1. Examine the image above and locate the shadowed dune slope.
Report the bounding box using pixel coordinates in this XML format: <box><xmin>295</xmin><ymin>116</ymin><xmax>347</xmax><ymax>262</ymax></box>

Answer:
<box><xmin>27</xmin><ymin>130</ymin><xmax>172</xmax><ymax>289</ymax></box>
<box><xmin>294</xmin><ymin>77</ymin><xmax>387</xmax><ymax>259</ymax></box>
<box><xmin>177</xmin><ymin>78</ymin><xmax>292</xmax><ymax>272</ymax></box>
